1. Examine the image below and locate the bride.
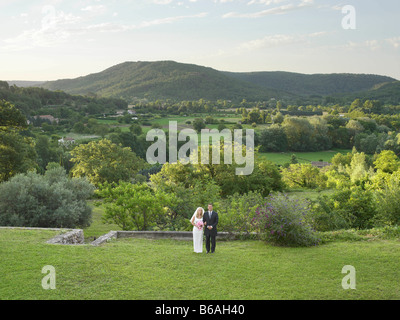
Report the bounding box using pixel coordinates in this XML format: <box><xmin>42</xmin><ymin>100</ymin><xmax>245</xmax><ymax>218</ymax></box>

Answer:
<box><xmin>190</xmin><ymin>207</ymin><xmax>205</xmax><ymax>253</ymax></box>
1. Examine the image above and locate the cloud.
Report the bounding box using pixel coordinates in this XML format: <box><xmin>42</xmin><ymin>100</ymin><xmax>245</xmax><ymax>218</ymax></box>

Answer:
<box><xmin>137</xmin><ymin>12</ymin><xmax>208</xmax><ymax>28</ymax></box>
<box><xmin>2</xmin><ymin>8</ymin><xmax>82</xmax><ymax>51</ymax></box>
<box><xmin>386</xmin><ymin>37</ymin><xmax>400</xmax><ymax>49</ymax></box>
<box><xmin>247</xmin><ymin>0</ymin><xmax>286</xmax><ymax>5</ymax></box>
<box><xmin>1</xmin><ymin>3</ymin><xmax>208</xmax><ymax>52</ymax></box>
<box><xmin>239</xmin><ymin>31</ymin><xmax>326</xmax><ymax>50</ymax></box>
<box><xmin>150</xmin><ymin>0</ymin><xmax>197</xmax><ymax>4</ymax></box>
<box><xmin>343</xmin><ymin>40</ymin><xmax>381</xmax><ymax>51</ymax></box>
<box><xmin>83</xmin><ymin>12</ymin><xmax>208</xmax><ymax>35</ymax></box>
<box><xmin>85</xmin><ymin>12</ymin><xmax>208</xmax><ymax>33</ymax></box>
<box><xmin>326</xmin><ymin>37</ymin><xmax>400</xmax><ymax>53</ymax></box>
<box><xmin>223</xmin><ymin>0</ymin><xmax>314</xmax><ymax>18</ymax></box>
<box><xmin>324</xmin><ymin>38</ymin><xmax>396</xmax><ymax>53</ymax></box>
<box><xmin>152</xmin><ymin>0</ymin><xmax>174</xmax><ymax>4</ymax></box>
<box><xmin>240</xmin><ymin>34</ymin><xmax>297</xmax><ymax>49</ymax></box>
<box><xmin>81</xmin><ymin>5</ymin><xmax>107</xmax><ymax>14</ymax></box>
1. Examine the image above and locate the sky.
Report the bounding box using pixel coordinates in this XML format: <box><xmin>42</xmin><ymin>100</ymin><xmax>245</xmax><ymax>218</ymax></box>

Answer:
<box><xmin>0</xmin><ymin>0</ymin><xmax>399</xmax><ymax>81</ymax></box>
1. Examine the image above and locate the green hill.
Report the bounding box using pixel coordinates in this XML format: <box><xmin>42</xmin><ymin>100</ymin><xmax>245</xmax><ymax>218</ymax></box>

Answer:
<box><xmin>0</xmin><ymin>80</ymin><xmax>127</xmax><ymax>117</ymax></box>
<box><xmin>40</xmin><ymin>60</ymin><xmax>397</xmax><ymax>103</ymax></box>
<box><xmin>41</xmin><ymin>61</ymin><xmax>290</xmax><ymax>102</ymax></box>
<box><xmin>223</xmin><ymin>71</ymin><xmax>396</xmax><ymax>96</ymax></box>
<box><xmin>335</xmin><ymin>81</ymin><xmax>400</xmax><ymax>105</ymax></box>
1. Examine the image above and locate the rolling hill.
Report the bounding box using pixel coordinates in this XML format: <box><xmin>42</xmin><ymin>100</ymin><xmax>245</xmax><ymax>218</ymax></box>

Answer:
<box><xmin>40</xmin><ymin>60</ymin><xmax>398</xmax><ymax>103</ymax></box>
<box><xmin>41</xmin><ymin>61</ymin><xmax>291</xmax><ymax>102</ymax></box>
<box><xmin>335</xmin><ymin>80</ymin><xmax>400</xmax><ymax>105</ymax></box>
<box><xmin>223</xmin><ymin>71</ymin><xmax>396</xmax><ymax>96</ymax></box>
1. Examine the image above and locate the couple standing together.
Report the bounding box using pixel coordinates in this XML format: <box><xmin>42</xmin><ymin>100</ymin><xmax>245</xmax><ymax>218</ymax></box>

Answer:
<box><xmin>190</xmin><ymin>204</ymin><xmax>218</xmax><ymax>254</ymax></box>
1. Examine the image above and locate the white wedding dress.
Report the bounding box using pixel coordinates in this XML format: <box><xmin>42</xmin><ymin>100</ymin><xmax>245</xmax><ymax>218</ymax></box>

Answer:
<box><xmin>192</xmin><ymin>215</ymin><xmax>204</xmax><ymax>253</ymax></box>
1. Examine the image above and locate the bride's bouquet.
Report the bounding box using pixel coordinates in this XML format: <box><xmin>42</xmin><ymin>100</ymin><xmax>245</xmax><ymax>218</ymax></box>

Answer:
<box><xmin>196</xmin><ymin>220</ymin><xmax>204</xmax><ymax>231</ymax></box>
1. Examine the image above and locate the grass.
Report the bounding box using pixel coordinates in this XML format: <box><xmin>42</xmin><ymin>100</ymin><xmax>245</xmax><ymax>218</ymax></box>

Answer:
<box><xmin>1</xmin><ymin>228</ymin><xmax>399</xmax><ymax>300</ymax></box>
<box><xmin>83</xmin><ymin>202</ymin><xmax>121</xmax><ymax>242</ymax></box>
<box><xmin>260</xmin><ymin>149</ymin><xmax>351</xmax><ymax>165</ymax></box>
<box><xmin>1</xmin><ymin>192</ymin><xmax>399</xmax><ymax>300</ymax></box>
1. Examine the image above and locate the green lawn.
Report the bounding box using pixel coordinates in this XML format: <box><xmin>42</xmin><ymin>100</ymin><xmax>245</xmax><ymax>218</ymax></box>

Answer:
<box><xmin>260</xmin><ymin>149</ymin><xmax>351</xmax><ymax>165</ymax></box>
<box><xmin>2</xmin><ymin>192</ymin><xmax>398</xmax><ymax>300</ymax></box>
<box><xmin>1</xmin><ymin>227</ymin><xmax>399</xmax><ymax>300</ymax></box>
<box><xmin>83</xmin><ymin>203</ymin><xmax>122</xmax><ymax>241</ymax></box>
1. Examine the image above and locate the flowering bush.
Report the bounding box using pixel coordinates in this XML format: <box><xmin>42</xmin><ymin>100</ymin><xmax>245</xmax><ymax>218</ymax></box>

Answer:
<box><xmin>253</xmin><ymin>193</ymin><xmax>320</xmax><ymax>247</ymax></box>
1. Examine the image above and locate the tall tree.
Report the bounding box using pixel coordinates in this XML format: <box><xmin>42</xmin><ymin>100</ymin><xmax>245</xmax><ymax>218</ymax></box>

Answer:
<box><xmin>282</xmin><ymin>117</ymin><xmax>315</xmax><ymax>151</ymax></box>
<box><xmin>0</xmin><ymin>100</ymin><xmax>27</xmax><ymax>132</ymax></box>
<box><xmin>0</xmin><ymin>100</ymin><xmax>36</xmax><ymax>182</ymax></box>
<box><xmin>192</xmin><ymin>118</ymin><xmax>206</xmax><ymax>133</ymax></box>
<box><xmin>259</xmin><ymin>125</ymin><xmax>288</xmax><ymax>152</ymax></box>
<box><xmin>70</xmin><ymin>139</ymin><xmax>145</xmax><ymax>186</ymax></box>
<box><xmin>373</xmin><ymin>150</ymin><xmax>400</xmax><ymax>174</ymax></box>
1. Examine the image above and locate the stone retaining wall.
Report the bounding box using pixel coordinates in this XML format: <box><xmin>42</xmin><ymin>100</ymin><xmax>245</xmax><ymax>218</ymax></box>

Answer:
<box><xmin>46</xmin><ymin>229</ymin><xmax>84</xmax><ymax>245</ymax></box>
<box><xmin>91</xmin><ymin>231</ymin><xmax>117</xmax><ymax>246</ymax></box>
<box><xmin>0</xmin><ymin>226</ymin><xmax>255</xmax><ymax>246</ymax></box>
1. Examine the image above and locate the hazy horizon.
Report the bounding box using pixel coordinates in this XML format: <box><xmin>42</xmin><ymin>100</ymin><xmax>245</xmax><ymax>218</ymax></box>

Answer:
<box><xmin>4</xmin><ymin>60</ymin><xmax>399</xmax><ymax>82</ymax></box>
<box><xmin>1</xmin><ymin>0</ymin><xmax>399</xmax><ymax>81</ymax></box>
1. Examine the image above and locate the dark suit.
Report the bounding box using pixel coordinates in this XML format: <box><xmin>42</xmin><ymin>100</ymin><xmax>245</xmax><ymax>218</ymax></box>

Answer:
<box><xmin>203</xmin><ymin>210</ymin><xmax>218</xmax><ymax>253</ymax></box>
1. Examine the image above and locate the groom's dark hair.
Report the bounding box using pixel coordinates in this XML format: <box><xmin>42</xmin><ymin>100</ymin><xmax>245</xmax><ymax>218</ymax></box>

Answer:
<box><xmin>208</xmin><ymin>203</ymin><xmax>213</xmax><ymax>206</ymax></box>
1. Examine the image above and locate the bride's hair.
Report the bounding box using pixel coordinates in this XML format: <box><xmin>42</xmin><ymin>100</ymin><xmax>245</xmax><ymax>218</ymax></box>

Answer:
<box><xmin>196</xmin><ymin>207</ymin><xmax>204</xmax><ymax>218</ymax></box>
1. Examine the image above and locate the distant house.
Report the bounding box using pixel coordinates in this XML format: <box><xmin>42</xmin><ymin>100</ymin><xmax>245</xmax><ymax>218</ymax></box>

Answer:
<box><xmin>58</xmin><ymin>137</ymin><xmax>76</xmax><ymax>146</ymax></box>
<box><xmin>311</xmin><ymin>161</ymin><xmax>332</xmax><ymax>169</ymax></box>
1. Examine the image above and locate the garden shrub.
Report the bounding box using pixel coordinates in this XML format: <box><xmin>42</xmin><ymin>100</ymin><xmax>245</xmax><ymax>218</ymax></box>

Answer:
<box><xmin>312</xmin><ymin>187</ymin><xmax>377</xmax><ymax>231</ymax></box>
<box><xmin>0</xmin><ymin>164</ymin><xmax>94</xmax><ymax>228</ymax></box>
<box><xmin>253</xmin><ymin>192</ymin><xmax>320</xmax><ymax>247</ymax></box>
<box><xmin>97</xmin><ymin>181</ymin><xmax>176</xmax><ymax>231</ymax></box>
<box><xmin>217</xmin><ymin>191</ymin><xmax>264</xmax><ymax>234</ymax></box>
<box><xmin>373</xmin><ymin>179</ymin><xmax>400</xmax><ymax>227</ymax></box>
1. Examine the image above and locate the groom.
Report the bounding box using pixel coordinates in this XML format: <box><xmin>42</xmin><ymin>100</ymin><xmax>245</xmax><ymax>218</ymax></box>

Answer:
<box><xmin>203</xmin><ymin>203</ymin><xmax>218</xmax><ymax>253</ymax></box>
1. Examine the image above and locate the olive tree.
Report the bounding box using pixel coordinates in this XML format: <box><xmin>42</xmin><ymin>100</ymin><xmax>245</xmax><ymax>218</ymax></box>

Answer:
<box><xmin>0</xmin><ymin>164</ymin><xmax>94</xmax><ymax>228</ymax></box>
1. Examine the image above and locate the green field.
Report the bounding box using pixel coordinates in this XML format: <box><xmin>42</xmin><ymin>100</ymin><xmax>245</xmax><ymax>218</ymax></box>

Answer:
<box><xmin>97</xmin><ymin>116</ymin><xmax>351</xmax><ymax>167</ymax></box>
<box><xmin>260</xmin><ymin>149</ymin><xmax>351</xmax><ymax>165</ymax></box>
<box><xmin>2</xmin><ymin>199</ymin><xmax>400</xmax><ymax>300</ymax></box>
<box><xmin>83</xmin><ymin>203</ymin><xmax>121</xmax><ymax>241</ymax></box>
<box><xmin>56</xmin><ymin>132</ymin><xmax>101</xmax><ymax>141</ymax></box>
<box><xmin>1</xmin><ymin>227</ymin><xmax>399</xmax><ymax>300</ymax></box>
